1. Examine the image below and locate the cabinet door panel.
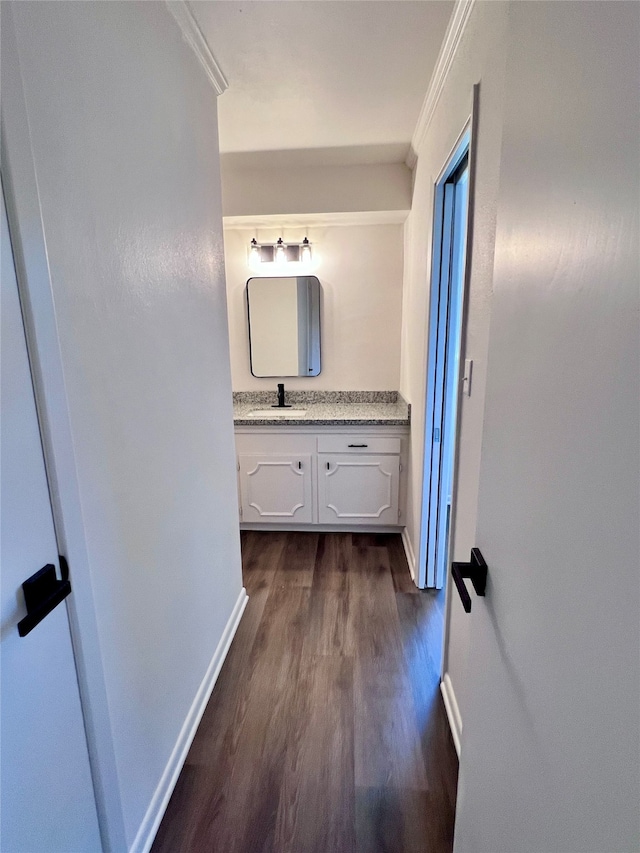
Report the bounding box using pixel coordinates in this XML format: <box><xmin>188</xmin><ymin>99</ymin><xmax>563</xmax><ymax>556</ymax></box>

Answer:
<box><xmin>239</xmin><ymin>454</ymin><xmax>313</xmax><ymax>523</ymax></box>
<box><xmin>318</xmin><ymin>454</ymin><xmax>400</xmax><ymax>525</ymax></box>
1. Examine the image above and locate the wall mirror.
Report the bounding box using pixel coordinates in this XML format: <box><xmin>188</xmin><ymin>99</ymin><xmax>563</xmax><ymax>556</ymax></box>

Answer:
<box><xmin>246</xmin><ymin>276</ymin><xmax>321</xmax><ymax>377</ymax></box>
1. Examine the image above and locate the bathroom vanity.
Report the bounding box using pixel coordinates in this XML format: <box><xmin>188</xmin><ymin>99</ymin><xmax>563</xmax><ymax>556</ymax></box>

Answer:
<box><xmin>233</xmin><ymin>392</ymin><xmax>410</xmax><ymax>531</ymax></box>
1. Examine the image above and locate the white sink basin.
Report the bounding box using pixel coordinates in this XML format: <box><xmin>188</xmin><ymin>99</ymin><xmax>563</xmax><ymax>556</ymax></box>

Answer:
<box><xmin>247</xmin><ymin>408</ymin><xmax>307</xmax><ymax>418</ymax></box>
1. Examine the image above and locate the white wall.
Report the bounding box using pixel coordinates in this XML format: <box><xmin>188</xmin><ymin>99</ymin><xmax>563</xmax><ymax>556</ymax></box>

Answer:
<box><xmin>4</xmin><ymin>2</ymin><xmax>243</xmax><ymax>849</ymax></box>
<box><xmin>399</xmin><ymin>0</ymin><xmax>509</xmax><ymax>725</ymax></box>
<box><xmin>222</xmin><ymin>159</ymin><xmax>412</xmax><ymax>219</ymax></box>
<box><xmin>225</xmin><ymin>223</ymin><xmax>404</xmax><ymax>391</ymax></box>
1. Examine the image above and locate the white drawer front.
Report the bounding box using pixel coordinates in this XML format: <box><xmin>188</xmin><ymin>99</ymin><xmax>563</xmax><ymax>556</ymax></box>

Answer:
<box><xmin>235</xmin><ymin>432</ymin><xmax>316</xmax><ymax>455</ymax></box>
<box><xmin>316</xmin><ymin>435</ymin><xmax>401</xmax><ymax>455</ymax></box>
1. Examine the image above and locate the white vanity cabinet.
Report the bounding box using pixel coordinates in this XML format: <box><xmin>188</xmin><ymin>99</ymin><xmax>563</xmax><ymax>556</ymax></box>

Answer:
<box><xmin>317</xmin><ymin>436</ymin><xmax>401</xmax><ymax>526</ymax></box>
<box><xmin>234</xmin><ymin>426</ymin><xmax>408</xmax><ymax>530</ymax></box>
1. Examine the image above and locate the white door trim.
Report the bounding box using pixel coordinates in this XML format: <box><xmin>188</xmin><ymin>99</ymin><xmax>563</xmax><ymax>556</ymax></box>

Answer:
<box><xmin>440</xmin><ymin>84</ymin><xmax>480</xmax><ymax>677</ymax></box>
<box><xmin>1</xmin><ymin>9</ymin><xmax>125</xmax><ymax>848</ymax></box>
<box><xmin>417</xmin><ymin>106</ymin><xmax>473</xmax><ymax>590</ymax></box>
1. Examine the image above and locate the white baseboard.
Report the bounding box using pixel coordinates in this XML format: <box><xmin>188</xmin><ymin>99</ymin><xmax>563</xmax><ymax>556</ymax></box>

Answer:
<box><xmin>440</xmin><ymin>672</ymin><xmax>462</xmax><ymax>758</ymax></box>
<box><xmin>240</xmin><ymin>523</ymin><xmax>402</xmax><ymax>533</ymax></box>
<box><xmin>400</xmin><ymin>526</ymin><xmax>416</xmax><ymax>582</ymax></box>
<box><xmin>130</xmin><ymin>587</ymin><xmax>249</xmax><ymax>853</ymax></box>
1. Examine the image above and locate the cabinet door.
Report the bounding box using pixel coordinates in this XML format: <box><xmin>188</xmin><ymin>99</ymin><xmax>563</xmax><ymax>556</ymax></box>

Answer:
<box><xmin>318</xmin><ymin>454</ymin><xmax>400</xmax><ymax>525</ymax></box>
<box><xmin>239</xmin><ymin>454</ymin><xmax>313</xmax><ymax>523</ymax></box>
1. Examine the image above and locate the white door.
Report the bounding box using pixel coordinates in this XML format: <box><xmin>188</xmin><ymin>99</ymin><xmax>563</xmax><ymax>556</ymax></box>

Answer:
<box><xmin>1</xmin><ymin>187</ymin><xmax>101</xmax><ymax>851</ymax></box>
<box><xmin>452</xmin><ymin>4</ymin><xmax>639</xmax><ymax>851</ymax></box>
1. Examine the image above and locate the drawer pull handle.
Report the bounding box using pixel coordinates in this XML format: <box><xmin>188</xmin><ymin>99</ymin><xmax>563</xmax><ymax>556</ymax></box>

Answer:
<box><xmin>347</xmin><ymin>443</ymin><xmax>368</xmax><ymax>448</ymax></box>
<box><xmin>326</xmin><ymin>462</ymin><xmax>330</xmax><ymax>470</ymax></box>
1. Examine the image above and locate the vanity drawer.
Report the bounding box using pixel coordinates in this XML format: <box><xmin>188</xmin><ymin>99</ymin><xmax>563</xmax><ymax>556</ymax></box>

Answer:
<box><xmin>317</xmin><ymin>435</ymin><xmax>401</xmax><ymax>455</ymax></box>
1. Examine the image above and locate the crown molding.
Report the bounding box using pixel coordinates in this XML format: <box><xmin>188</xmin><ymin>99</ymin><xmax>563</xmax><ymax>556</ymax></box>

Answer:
<box><xmin>406</xmin><ymin>0</ymin><xmax>476</xmax><ymax>169</ymax></box>
<box><xmin>223</xmin><ymin>210</ymin><xmax>409</xmax><ymax>230</ymax></box>
<box><xmin>166</xmin><ymin>1</ymin><xmax>228</xmax><ymax>95</ymax></box>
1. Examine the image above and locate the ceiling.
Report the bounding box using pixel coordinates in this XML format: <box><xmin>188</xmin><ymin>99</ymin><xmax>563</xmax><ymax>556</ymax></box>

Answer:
<box><xmin>190</xmin><ymin>1</ymin><xmax>455</xmax><ymax>166</ymax></box>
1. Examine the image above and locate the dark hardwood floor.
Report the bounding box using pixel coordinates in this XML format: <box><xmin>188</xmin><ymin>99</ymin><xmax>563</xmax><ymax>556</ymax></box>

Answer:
<box><xmin>152</xmin><ymin>531</ymin><xmax>458</xmax><ymax>853</ymax></box>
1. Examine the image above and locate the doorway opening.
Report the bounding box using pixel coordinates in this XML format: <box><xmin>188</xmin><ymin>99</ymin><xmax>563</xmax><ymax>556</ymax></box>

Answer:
<box><xmin>419</xmin><ymin>130</ymin><xmax>471</xmax><ymax>590</ymax></box>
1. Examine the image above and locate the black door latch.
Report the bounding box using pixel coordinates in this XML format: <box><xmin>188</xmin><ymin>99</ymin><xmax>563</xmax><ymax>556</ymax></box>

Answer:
<box><xmin>451</xmin><ymin>548</ymin><xmax>487</xmax><ymax>613</ymax></box>
<box><xmin>17</xmin><ymin>558</ymin><xmax>71</xmax><ymax>637</ymax></box>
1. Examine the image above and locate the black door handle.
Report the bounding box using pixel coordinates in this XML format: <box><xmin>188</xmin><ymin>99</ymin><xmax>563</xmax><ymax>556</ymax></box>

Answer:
<box><xmin>451</xmin><ymin>548</ymin><xmax>487</xmax><ymax>613</ymax></box>
<box><xmin>17</xmin><ymin>559</ymin><xmax>72</xmax><ymax>637</ymax></box>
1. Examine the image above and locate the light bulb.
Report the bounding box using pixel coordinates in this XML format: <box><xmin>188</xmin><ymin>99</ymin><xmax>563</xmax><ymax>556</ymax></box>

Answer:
<box><xmin>275</xmin><ymin>237</ymin><xmax>286</xmax><ymax>264</ymax></box>
<box><xmin>301</xmin><ymin>237</ymin><xmax>312</xmax><ymax>264</ymax></box>
<box><xmin>249</xmin><ymin>238</ymin><xmax>260</xmax><ymax>266</ymax></box>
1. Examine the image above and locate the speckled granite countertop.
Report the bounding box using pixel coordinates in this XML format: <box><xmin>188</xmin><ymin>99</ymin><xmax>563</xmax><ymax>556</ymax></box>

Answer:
<box><xmin>233</xmin><ymin>391</ymin><xmax>410</xmax><ymax>426</ymax></box>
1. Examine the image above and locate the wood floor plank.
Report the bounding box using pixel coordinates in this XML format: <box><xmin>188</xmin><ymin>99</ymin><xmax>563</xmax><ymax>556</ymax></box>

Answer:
<box><xmin>275</xmin><ymin>655</ymin><xmax>355</xmax><ymax>853</ymax></box>
<box><xmin>395</xmin><ymin>591</ymin><xmax>443</xmax><ymax>693</ymax></box>
<box><xmin>151</xmin><ymin>531</ymin><xmax>457</xmax><ymax>853</ymax></box>
<box><xmin>351</xmin><ymin>532</ymin><xmax>393</xmax><ymax>548</ymax></box>
<box><xmin>312</xmin><ymin>532</ymin><xmax>352</xmax><ymax>592</ymax></box>
<box><xmin>241</xmin><ymin>530</ymin><xmax>287</xmax><ymax>594</ymax></box>
<box><xmin>395</xmin><ymin>590</ymin><xmax>459</xmax><ymax>823</ymax></box>
<box><xmin>273</xmin><ymin>531</ymin><xmax>318</xmax><ymax>588</ymax></box>
<box><xmin>422</xmin><ymin>695</ymin><xmax>459</xmax><ymax>827</ymax></box>
<box><xmin>186</xmin><ymin>586</ymin><xmax>269</xmax><ymax>766</ymax></box>
<box><xmin>183</xmin><ymin>589</ymin><xmax>312</xmax><ymax>853</ymax></box>
<box><xmin>187</xmin><ymin>535</ymin><xmax>290</xmax><ymax>768</ymax></box>
<box><xmin>346</xmin><ymin>546</ymin><xmax>404</xmax><ymax>668</ymax></box>
<box><xmin>250</xmin><ymin>585</ymin><xmax>311</xmax><ymax>679</ymax></box>
<box><xmin>353</xmin><ymin>663</ymin><xmax>428</xmax><ymax>791</ymax></box>
<box><xmin>304</xmin><ymin>589</ymin><xmax>351</xmax><ymax>657</ymax></box>
<box><xmin>209</xmin><ymin>651</ymin><xmax>307</xmax><ymax>853</ymax></box>
<box><xmin>350</xmin><ymin>543</ymin><xmax>396</xmax><ymax>598</ymax></box>
<box><xmin>356</xmin><ymin>787</ymin><xmax>452</xmax><ymax>853</ymax></box>
<box><xmin>347</xmin><ymin>547</ymin><xmax>427</xmax><ymax>791</ymax></box>
<box><xmin>387</xmin><ymin>535</ymin><xmax>419</xmax><ymax>593</ymax></box>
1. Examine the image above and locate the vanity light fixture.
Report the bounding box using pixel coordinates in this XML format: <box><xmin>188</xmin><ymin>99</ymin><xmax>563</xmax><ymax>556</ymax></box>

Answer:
<box><xmin>286</xmin><ymin>244</ymin><xmax>301</xmax><ymax>262</ymax></box>
<box><xmin>248</xmin><ymin>237</ymin><xmax>313</xmax><ymax>267</ymax></box>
